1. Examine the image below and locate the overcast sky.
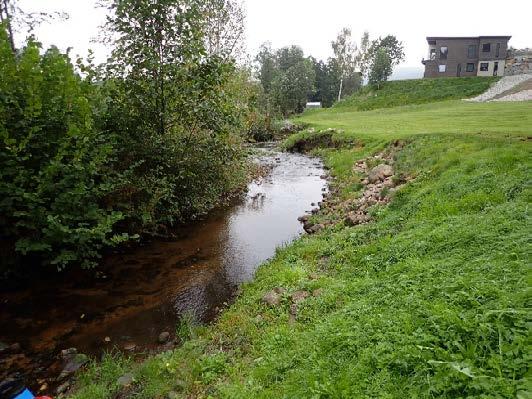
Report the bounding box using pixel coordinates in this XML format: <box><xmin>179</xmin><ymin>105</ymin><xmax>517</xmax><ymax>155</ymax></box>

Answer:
<box><xmin>18</xmin><ymin>0</ymin><xmax>532</xmax><ymax>70</ymax></box>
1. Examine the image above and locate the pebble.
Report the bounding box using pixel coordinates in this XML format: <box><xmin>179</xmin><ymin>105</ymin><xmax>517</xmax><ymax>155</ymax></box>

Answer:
<box><xmin>117</xmin><ymin>373</ymin><xmax>134</xmax><ymax>387</ymax></box>
<box><xmin>123</xmin><ymin>342</ymin><xmax>137</xmax><ymax>351</ymax></box>
<box><xmin>158</xmin><ymin>331</ymin><xmax>170</xmax><ymax>344</ymax></box>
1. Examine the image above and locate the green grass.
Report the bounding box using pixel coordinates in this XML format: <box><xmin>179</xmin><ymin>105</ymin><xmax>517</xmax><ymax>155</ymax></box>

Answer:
<box><xmin>334</xmin><ymin>77</ymin><xmax>499</xmax><ymax>111</ymax></box>
<box><xmin>294</xmin><ymin>100</ymin><xmax>532</xmax><ymax>141</ymax></box>
<box><xmin>69</xmin><ymin>86</ymin><xmax>531</xmax><ymax>399</ymax></box>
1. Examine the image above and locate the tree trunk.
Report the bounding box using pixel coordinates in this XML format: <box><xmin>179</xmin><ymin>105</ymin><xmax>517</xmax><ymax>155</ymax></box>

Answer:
<box><xmin>337</xmin><ymin>77</ymin><xmax>343</xmax><ymax>102</ymax></box>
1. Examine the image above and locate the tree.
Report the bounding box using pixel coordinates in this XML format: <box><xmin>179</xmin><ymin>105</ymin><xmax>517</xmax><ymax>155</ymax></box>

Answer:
<box><xmin>0</xmin><ymin>0</ymin><xmax>67</xmax><ymax>53</ymax></box>
<box><xmin>255</xmin><ymin>42</ymin><xmax>277</xmax><ymax>93</ymax></box>
<box><xmin>99</xmin><ymin>0</ymin><xmax>247</xmax><ymax>229</ymax></box>
<box><xmin>201</xmin><ymin>0</ymin><xmax>245</xmax><ymax>61</ymax></box>
<box><xmin>331</xmin><ymin>27</ymin><xmax>358</xmax><ymax>101</ymax></box>
<box><xmin>368</xmin><ymin>47</ymin><xmax>392</xmax><ymax>88</ymax></box>
<box><xmin>271</xmin><ymin>58</ymin><xmax>315</xmax><ymax>116</ymax></box>
<box><xmin>360</xmin><ymin>34</ymin><xmax>405</xmax><ymax>81</ymax></box>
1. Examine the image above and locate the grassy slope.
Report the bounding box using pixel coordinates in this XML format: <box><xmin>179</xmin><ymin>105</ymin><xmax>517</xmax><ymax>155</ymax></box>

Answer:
<box><xmin>70</xmin><ymin>84</ymin><xmax>531</xmax><ymax>399</ymax></box>
<box><xmin>334</xmin><ymin>77</ymin><xmax>499</xmax><ymax>111</ymax></box>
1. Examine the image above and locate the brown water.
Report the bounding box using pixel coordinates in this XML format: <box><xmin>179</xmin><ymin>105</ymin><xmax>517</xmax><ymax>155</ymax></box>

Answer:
<box><xmin>0</xmin><ymin>143</ymin><xmax>327</xmax><ymax>392</ymax></box>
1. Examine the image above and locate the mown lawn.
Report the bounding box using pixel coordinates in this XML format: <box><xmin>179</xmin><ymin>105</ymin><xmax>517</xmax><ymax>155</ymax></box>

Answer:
<box><xmin>70</xmin><ymin>99</ymin><xmax>531</xmax><ymax>399</ymax></box>
<box><xmin>295</xmin><ymin>100</ymin><xmax>532</xmax><ymax>140</ymax></box>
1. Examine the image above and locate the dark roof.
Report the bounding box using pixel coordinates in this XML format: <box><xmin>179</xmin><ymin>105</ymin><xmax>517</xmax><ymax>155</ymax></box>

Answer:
<box><xmin>426</xmin><ymin>36</ymin><xmax>512</xmax><ymax>41</ymax></box>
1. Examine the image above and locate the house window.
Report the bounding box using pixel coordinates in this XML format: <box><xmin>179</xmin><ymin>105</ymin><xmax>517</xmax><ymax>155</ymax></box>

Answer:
<box><xmin>482</xmin><ymin>43</ymin><xmax>491</xmax><ymax>52</ymax></box>
<box><xmin>440</xmin><ymin>46</ymin><xmax>448</xmax><ymax>59</ymax></box>
<box><xmin>496</xmin><ymin>43</ymin><xmax>500</xmax><ymax>58</ymax></box>
<box><xmin>466</xmin><ymin>63</ymin><xmax>475</xmax><ymax>72</ymax></box>
<box><xmin>439</xmin><ymin>64</ymin><xmax>446</xmax><ymax>73</ymax></box>
<box><xmin>480</xmin><ymin>62</ymin><xmax>489</xmax><ymax>71</ymax></box>
<box><xmin>468</xmin><ymin>45</ymin><xmax>477</xmax><ymax>58</ymax></box>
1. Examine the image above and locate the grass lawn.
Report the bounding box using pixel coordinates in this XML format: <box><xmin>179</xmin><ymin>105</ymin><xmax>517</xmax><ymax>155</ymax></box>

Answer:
<box><xmin>70</xmin><ymin>90</ymin><xmax>531</xmax><ymax>399</ymax></box>
<box><xmin>294</xmin><ymin>100</ymin><xmax>532</xmax><ymax>140</ymax></box>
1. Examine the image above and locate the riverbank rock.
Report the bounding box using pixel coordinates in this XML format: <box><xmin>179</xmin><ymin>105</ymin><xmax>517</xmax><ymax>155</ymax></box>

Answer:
<box><xmin>59</xmin><ymin>353</ymin><xmax>88</xmax><ymax>379</ymax></box>
<box><xmin>158</xmin><ymin>332</ymin><xmax>170</xmax><ymax>344</ymax></box>
<box><xmin>56</xmin><ymin>381</ymin><xmax>70</xmax><ymax>395</ymax></box>
<box><xmin>262</xmin><ymin>288</ymin><xmax>286</xmax><ymax>306</ymax></box>
<box><xmin>123</xmin><ymin>342</ymin><xmax>136</xmax><ymax>351</ymax></box>
<box><xmin>345</xmin><ymin>212</ymin><xmax>370</xmax><ymax>226</ymax></box>
<box><xmin>368</xmin><ymin>164</ymin><xmax>393</xmax><ymax>183</ymax></box>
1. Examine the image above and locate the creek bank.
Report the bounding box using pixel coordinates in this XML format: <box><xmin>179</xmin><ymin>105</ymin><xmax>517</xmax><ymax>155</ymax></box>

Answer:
<box><xmin>0</xmin><ymin>143</ymin><xmax>327</xmax><ymax>397</ymax></box>
<box><xmin>292</xmin><ymin>134</ymin><xmax>411</xmax><ymax>235</ymax></box>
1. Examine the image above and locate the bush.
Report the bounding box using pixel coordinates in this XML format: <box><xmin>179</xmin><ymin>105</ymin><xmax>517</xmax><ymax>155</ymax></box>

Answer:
<box><xmin>0</xmin><ymin>28</ymin><xmax>128</xmax><ymax>270</ymax></box>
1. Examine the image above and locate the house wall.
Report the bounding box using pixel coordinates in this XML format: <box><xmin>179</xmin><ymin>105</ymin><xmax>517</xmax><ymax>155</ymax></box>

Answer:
<box><xmin>423</xmin><ymin>37</ymin><xmax>510</xmax><ymax>78</ymax></box>
<box><xmin>477</xmin><ymin>60</ymin><xmax>506</xmax><ymax>77</ymax></box>
<box><xmin>424</xmin><ymin>38</ymin><xmax>480</xmax><ymax>78</ymax></box>
<box><xmin>479</xmin><ymin>38</ymin><xmax>508</xmax><ymax>61</ymax></box>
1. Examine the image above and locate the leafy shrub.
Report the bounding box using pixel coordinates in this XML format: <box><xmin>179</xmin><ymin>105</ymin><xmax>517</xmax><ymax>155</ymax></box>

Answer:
<box><xmin>0</xmin><ymin>27</ymin><xmax>128</xmax><ymax>270</ymax></box>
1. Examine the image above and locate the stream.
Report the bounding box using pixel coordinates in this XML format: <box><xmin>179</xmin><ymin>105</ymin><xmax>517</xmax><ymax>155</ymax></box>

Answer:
<box><xmin>0</xmin><ymin>143</ymin><xmax>327</xmax><ymax>394</ymax></box>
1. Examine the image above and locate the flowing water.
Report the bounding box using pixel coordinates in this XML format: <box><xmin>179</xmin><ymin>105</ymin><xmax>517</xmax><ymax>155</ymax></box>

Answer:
<box><xmin>0</xmin><ymin>143</ymin><xmax>327</xmax><ymax>392</ymax></box>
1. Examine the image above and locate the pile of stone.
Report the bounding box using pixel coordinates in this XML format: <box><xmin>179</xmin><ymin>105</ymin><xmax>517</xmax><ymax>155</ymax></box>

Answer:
<box><xmin>298</xmin><ymin>143</ymin><xmax>409</xmax><ymax>234</ymax></box>
<box><xmin>466</xmin><ymin>74</ymin><xmax>532</xmax><ymax>102</ymax></box>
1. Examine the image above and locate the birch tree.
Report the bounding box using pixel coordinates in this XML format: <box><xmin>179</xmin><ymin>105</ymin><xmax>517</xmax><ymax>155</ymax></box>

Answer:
<box><xmin>331</xmin><ymin>27</ymin><xmax>358</xmax><ymax>101</ymax></box>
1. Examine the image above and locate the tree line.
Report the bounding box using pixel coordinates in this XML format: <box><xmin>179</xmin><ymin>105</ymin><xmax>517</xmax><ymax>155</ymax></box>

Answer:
<box><xmin>253</xmin><ymin>29</ymin><xmax>405</xmax><ymax>118</ymax></box>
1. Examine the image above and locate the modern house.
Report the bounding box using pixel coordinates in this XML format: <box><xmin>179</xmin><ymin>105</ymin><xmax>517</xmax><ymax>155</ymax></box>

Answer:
<box><xmin>422</xmin><ymin>36</ymin><xmax>511</xmax><ymax>78</ymax></box>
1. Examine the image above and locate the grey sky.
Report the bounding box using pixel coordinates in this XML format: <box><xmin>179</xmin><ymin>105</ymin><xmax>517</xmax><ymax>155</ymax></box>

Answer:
<box><xmin>18</xmin><ymin>0</ymin><xmax>532</xmax><ymax>69</ymax></box>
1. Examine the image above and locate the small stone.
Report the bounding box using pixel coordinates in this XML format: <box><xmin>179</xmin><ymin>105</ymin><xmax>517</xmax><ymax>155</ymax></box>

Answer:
<box><xmin>158</xmin><ymin>332</ymin><xmax>170</xmax><ymax>344</ymax></box>
<box><xmin>345</xmin><ymin>212</ymin><xmax>370</xmax><ymax>226</ymax></box>
<box><xmin>297</xmin><ymin>215</ymin><xmax>309</xmax><ymax>222</ymax></box>
<box><xmin>56</xmin><ymin>381</ymin><xmax>70</xmax><ymax>395</ymax></box>
<box><xmin>262</xmin><ymin>289</ymin><xmax>283</xmax><ymax>306</ymax></box>
<box><xmin>123</xmin><ymin>342</ymin><xmax>136</xmax><ymax>351</ymax></box>
<box><xmin>291</xmin><ymin>290</ymin><xmax>310</xmax><ymax>303</ymax></box>
<box><xmin>312</xmin><ymin>288</ymin><xmax>324</xmax><ymax>297</ymax></box>
<box><xmin>39</xmin><ymin>383</ymin><xmax>48</xmax><ymax>392</ymax></box>
<box><xmin>61</xmin><ymin>348</ymin><xmax>77</xmax><ymax>358</ymax></box>
<box><xmin>104</xmin><ymin>336</ymin><xmax>111</xmax><ymax>343</ymax></box>
<box><xmin>117</xmin><ymin>373</ymin><xmax>134</xmax><ymax>387</ymax></box>
<box><xmin>59</xmin><ymin>353</ymin><xmax>89</xmax><ymax>379</ymax></box>
<box><xmin>368</xmin><ymin>163</ymin><xmax>394</xmax><ymax>183</ymax></box>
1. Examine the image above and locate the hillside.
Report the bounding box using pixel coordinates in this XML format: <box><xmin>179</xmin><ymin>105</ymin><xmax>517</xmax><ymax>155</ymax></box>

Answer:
<box><xmin>334</xmin><ymin>77</ymin><xmax>499</xmax><ymax>110</ymax></box>
<box><xmin>70</xmin><ymin>82</ymin><xmax>530</xmax><ymax>399</ymax></box>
